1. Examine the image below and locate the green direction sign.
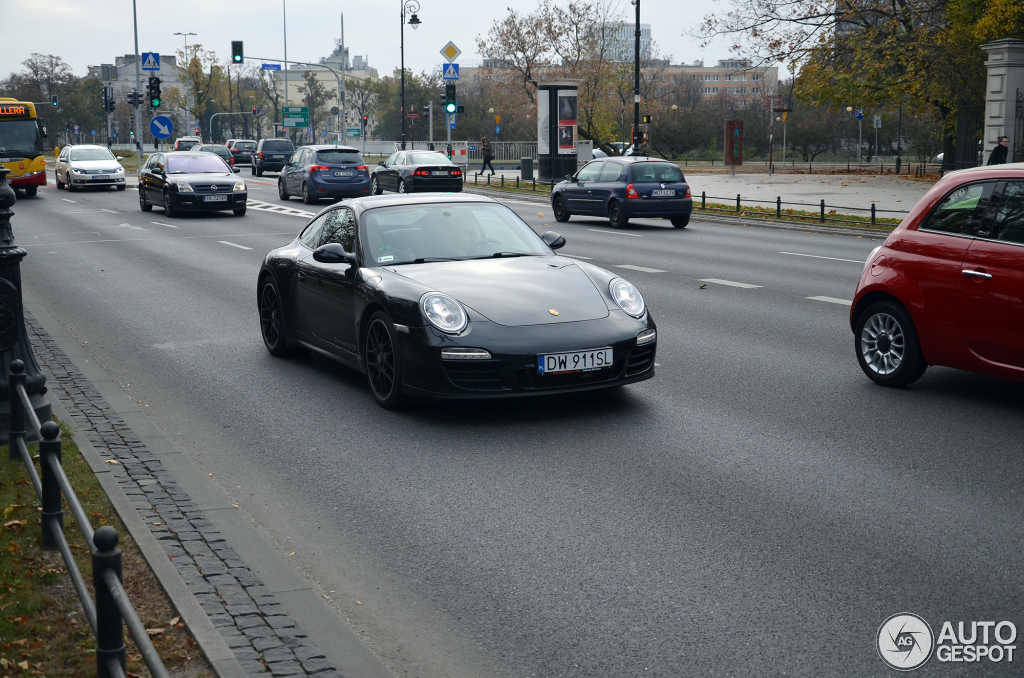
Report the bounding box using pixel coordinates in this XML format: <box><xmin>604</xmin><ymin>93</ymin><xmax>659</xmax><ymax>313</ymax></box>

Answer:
<box><xmin>345</xmin><ymin>127</ymin><xmax>361</xmax><ymax>138</ymax></box>
<box><xmin>282</xmin><ymin>106</ymin><xmax>309</xmax><ymax>128</ymax></box>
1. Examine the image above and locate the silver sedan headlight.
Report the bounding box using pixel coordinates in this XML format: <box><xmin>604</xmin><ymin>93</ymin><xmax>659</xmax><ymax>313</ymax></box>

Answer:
<box><xmin>115</xmin><ymin>166</ymin><xmax>125</xmax><ymax>173</ymax></box>
<box><xmin>421</xmin><ymin>292</ymin><xmax>468</xmax><ymax>334</ymax></box>
<box><xmin>609</xmin><ymin>279</ymin><xmax>645</xmax><ymax>318</ymax></box>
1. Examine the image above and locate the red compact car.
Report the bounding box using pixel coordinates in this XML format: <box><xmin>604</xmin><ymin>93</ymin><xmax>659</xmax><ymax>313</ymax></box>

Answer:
<box><xmin>850</xmin><ymin>164</ymin><xmax>1024</xmax><ymax>386</ymax></box>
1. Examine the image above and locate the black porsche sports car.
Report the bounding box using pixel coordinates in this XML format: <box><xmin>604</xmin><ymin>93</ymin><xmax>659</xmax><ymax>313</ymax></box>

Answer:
<box><xmin>257</xmin><ymin>194</ymin><xmax>657</xmax><ymax>408</ymax></box>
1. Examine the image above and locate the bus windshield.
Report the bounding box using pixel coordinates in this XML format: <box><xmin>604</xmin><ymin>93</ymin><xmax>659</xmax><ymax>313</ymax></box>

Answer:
<box><xmin>0</xmin><ymin>119</ymin><xmax>43</xmax><ymax>159</ymax></box>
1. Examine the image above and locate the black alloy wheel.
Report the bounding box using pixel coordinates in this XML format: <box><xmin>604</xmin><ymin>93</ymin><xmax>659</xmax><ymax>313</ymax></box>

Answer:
<box><xmin>608</xmin><ymin>201</ymin><xmax>629</xmax><ymax>229</ymax></box>
<box><xmin>854</xmin><ymin>300</ymin><xmax>927</xmax><ymax>387</ymax></box>
<box><xmin>671</xmin><ymin>215</ymin><xmax>690</xmax><ymax>228</ymax></box>
<box><xmin>163</xmin><ymin>191</ymin><xmax>177</xmax><ymax>217</ymax></box>
<box><xmin>278</xmin><ymin>179</ymin><xmax>289</xmax><ymax>200</ymax></box>
<box><xmin>371</xmin><ymin>175</ymin><xmax>382</xmax><ymax>195</ymax></box>
<box><xmin>116</xmin><ymin>184</ymin><xmax>126</xmax><ymax>191</ymax></box>
<box><xmin>233</xmin><ymin>207</ymin><xmax>246</xmax><ymax>216</ymax></box>
<box><xmin>259</xmin><ymin>278</ymin><xmax>290</xmax><ymax>356</ymax></box>
<box><xmin>302</xmin><ymin>182</ymin><xmax>315</xmax><ymax>205</ymax></box>
<box><xmin>56</xmin><ymin>175</ymin><xmax>65</xmax><ymax>190</ymax></box>
<box><xmin>139</xmin><ymin>188</ymin><xmax>152</xmax><ymax>212</ymax></box>
<box><xmin>365</xmin><ymin>311</ymin><xmax>407</xmax><ymax>409</ymax></box>
<box><xmin>553</xmin><ymin>195</ymin><xmax>571</xmax><ymax>222</ymax></box>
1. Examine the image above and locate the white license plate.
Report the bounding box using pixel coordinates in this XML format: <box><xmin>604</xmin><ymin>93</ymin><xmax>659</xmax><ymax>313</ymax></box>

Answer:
<box><xmin>334</xmin><ymin>170</ymin><xmax>354</xmax><ymax>177</ymax></box>
<box><xmin>431</xmin><ymin>171</ymin><xmax>449</xmax><ymax>176</ymax></box>
<box><xmin>651</xmin><ymin>189</ymin><xmax>674</xmax><ymax>197</ymax></box>
<box><xmin>93</xmin><ymin>175</ymin><xmax>109</xmax><ymax>180</ymax></box>
<box><xmin>272</xmin><ymin>155</ymin><xmax>285</xmax><ymax>159</ymax></box>
<box><xmin>203</xmin><ymin>195</ymin><xmax>228</xmax><ymax>202</ymax></box>
<box><xmin>537</xmin><ymin>348</ymin><xmax>613</xmax><ymax>374</ymax></box>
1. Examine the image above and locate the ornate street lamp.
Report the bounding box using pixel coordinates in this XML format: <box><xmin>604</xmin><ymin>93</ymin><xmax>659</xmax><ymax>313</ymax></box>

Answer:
<box><xmin>400</xmin><ymin>1</ymin><xmax>422</xmax><ymax>150</ymax></box>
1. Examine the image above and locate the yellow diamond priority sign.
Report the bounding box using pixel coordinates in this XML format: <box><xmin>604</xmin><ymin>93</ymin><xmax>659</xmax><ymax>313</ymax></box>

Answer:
<box><xmin>440</xmin><ymin>41</ymin><xmax>462</xmax><ymax>63</ymax></box>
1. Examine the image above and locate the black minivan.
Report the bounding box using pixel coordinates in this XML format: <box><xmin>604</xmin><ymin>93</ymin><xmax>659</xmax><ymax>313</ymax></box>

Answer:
<box><xmin>252</xmin><ymin>138</ymin><xmax>296</xmax><ymax>176</ymax></box>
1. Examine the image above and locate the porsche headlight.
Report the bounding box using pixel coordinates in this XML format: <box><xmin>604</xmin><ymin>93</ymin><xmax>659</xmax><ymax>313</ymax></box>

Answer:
<box><xmin>421</xmin><ymin>292</ymin><xmax>468</xmax><ymax>334</ymax></box>
<box><xmin>233</xmin><ymin>181</ymin><xmax>246</xmax><ymax>191</ymax></box>
<box><xmin>609</xmin><ymin>279</ymin><xmax>645</xmax><ymax>318</ymax></box>
<box><xmin>174</xmin><ymin>182</ymin><xmax>194</xmax><ymax>193</ymax></box>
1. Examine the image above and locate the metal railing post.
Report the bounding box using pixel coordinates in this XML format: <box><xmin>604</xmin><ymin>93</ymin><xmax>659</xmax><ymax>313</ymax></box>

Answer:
<box><xmin>8</xmin><ymin>359</ymin><xmax>25</xmax><ymax>460</ymax></box>
<box><xmin>820</xmin><ymin>200</ymin><xmax>826</xmax><ymax>223</ymax></box>
<box><xmin>39</xmin><ymin>420</ymin><xmax>62</xmax><ymax>550</ymax></box>
<box><xmin>93</xmin><ymin>526</ymin><xmax>127</xmax><ymax>678</ymax></box>
<box><xmin>776</xmin><ymin>197</ymin><xmax>781</xmax><ymax>219</ymax></box>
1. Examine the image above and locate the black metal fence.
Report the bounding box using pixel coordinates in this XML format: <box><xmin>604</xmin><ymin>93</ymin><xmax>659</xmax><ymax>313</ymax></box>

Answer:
<box><xmin>1014</xmin><ymin>89</ymin><xmax>1024</xmax><ymax>164</ymax></box>
<box><xmin>7</xmin><ymin>360</ymin><xmax>170</xmax><ymax>678</ymax></box>
<box><xmin>954</xmin><ymin>102</ymin><xmax>985</xmax><ymax>170</ymax></box>
<box><xmin>695</xmin><ymin>192</ymin><xmax>908</xmax><ymax>227</ymax></box>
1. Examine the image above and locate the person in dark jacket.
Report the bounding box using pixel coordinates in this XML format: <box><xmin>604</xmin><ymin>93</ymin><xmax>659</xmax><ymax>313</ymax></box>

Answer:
<box><xmin>987</xmin><ymin>136</ymin><xmax>1009</xmax><ymax>165</ymax></box>
<box><xmin>480</xmin><ymin>137</ymin><xmax>495</xmax><ymax>175</ymax></box>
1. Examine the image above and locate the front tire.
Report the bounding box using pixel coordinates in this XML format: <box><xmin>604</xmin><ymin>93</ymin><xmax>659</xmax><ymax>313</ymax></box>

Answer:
<box><xmin>278</xmin><ymin>179</ymin><xmax>289</xmax><ymax>200</ymax></box>
<box><xmin>553</xmin><ymin>195</ymin><xmax>570</xmax><ymax>222</ymax></box>
<box><xmin>609</xmin><ymin>201</ymin><xmax>629</xmax><ymax>229</ymax></box>
<box><xmin>259</xmin><ymin>277</ymin><xmax>291</xmax><ymax>357</ymax></box>
<box><xmin>371</xmin><ymin>175</ymin><xmax>383</xmax><ymax>195</ymax></box>
<box><xmin>364</xmin><ymin>312</ymin><xmax>407</xmax><ymax>409</ymax></box>
<box><xmin>302</xmin><ymin>182</ymin><xmax>315</xmax><ymax>204</ymax></box>
<box><xmin>671</xmin><ymin>215</ymin><xmax>690</xmax><ymax>228</ymax></box>
<box><xmin>56</xmin><ymin>175</ymin><xmax>65</xmax><ymax>190</ymax></box>
<box><xmin>233</xmin><ymin>207</ymin><xmax>246</xmax><ymax>216</ymax></box>
<box><xmin>139</xmin><ymin>188</ymin><xmax>152</xmax><ymax>212</ymax></box>
<box><xmin>24</xmin><ymin>186</ymin><xmax>37</xmax><ymax>197</ymax></box>
<box><xmin>163</xmin><ymin>191</ymin><xmax>177</xmax><ymax>217</ymax></box>
<box><xmin>855</xmin><ymin>300</ymin><xmax>927</xmax><ymax>386</ymax></box>
<box><xmin>116</xmin><ymin>184</ymin><xmax>126</xmax><ymax>191</ymax></box>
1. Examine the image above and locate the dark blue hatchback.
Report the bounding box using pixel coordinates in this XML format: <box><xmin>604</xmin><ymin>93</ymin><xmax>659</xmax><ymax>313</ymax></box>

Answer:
<box><xmin>279</xmin><ymin>145</ymin><xmax>371</xmax><ymax>204</ymax></box>
<box><xmin>552</xmin><ymin>157</ymin><xmax>692</xmax><ymax>229</ymax></box>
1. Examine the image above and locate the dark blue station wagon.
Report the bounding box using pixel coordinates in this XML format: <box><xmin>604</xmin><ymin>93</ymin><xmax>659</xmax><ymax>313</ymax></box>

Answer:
<box><xmin>552</xmin><ymin>157</ymin><xmax>693</xmax><ymax>229</ymax></box>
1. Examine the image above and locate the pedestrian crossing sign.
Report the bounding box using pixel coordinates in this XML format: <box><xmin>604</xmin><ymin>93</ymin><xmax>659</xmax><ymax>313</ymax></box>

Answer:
<box><xmin>442</xmin><ymin>63</ymin><xmax>460</xmax><ymax>81</ymax></box>
<box><xmin>141</xmin><ymin>52</ymin><xmax>160</xmax><ymax>71</ymax></box>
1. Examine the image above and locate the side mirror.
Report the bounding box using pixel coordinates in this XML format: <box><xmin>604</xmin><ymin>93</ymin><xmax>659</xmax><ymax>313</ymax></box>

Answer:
<box><xmin>116</xmin><ymin>156</ymin><xmax>124</xmax><ymax>161</ymax></box>
<box><xmin>233</xmin><ymin>167</ymin><xmax>241</xmax><ymax>173</ymax></box>
<box><xmin>377</xmin><ymin>161</ymin><xmax>385</xmax><ymax>167</ymax></box>
<box><xmin>541</xmin><ymin>231</ymin><xmax>566</xmax><ymax>250</ymax></box>
<box><xmin>312</xmin><ymin>242</ymin><xmax>356</xmax><ymax>265</ymax></box>
<box><xmin>565</xmin><ymin>174</ymin><xmax>574</xmax><ymax>183</ymax></box>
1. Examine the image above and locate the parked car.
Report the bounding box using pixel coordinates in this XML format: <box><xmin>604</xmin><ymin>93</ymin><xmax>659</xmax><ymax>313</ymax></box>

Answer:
<box><xmin>138</xmin><ymin>151</ymin><xmax>247</xmax><ymax>217</ymax></box>
<box><xmin>551</xmin><ymin>157</ymin><xmax>692</xmax><ymax>229</ymax></box>
<box><xmin>850</xmin><ymin>163</ymin><xmax>1024</xmax><ymax>387</ymax></box>
<box><xmin>173</xmin><ymin>136</ymin><xmax>202</xmax><ymax>151</ymax></box>
<box><xmin>227</xmin><ymin>139</ymin><xmax>256</xmax><ymax>165</ymax></box>
<box><xmin>370</xmin><ymin>150</ymin><xmax>463</xmax><ymax>195</ymax></box>
<box><xmin>257</xmin><ymin>193</ymin><xmax>656</xmax><ymax>408</ymax></box>
<box><xmin>278</xmin><ymin>145</ymin><xmax>370</xmax><ymax>204</ymax></box>
<box><xmin>252</xmin><ymin>138</ymin><xmax>295</xmax><ymax>176</ymax></box>
<box><xmin>197</xmin><ymin>144</ymin><xmax>240</xmax><ymax>170</ymax></box>
<box><xmin>54</xmin><ymin>144</ymin><xmax>126</xmax><ymax>192</ymax></box>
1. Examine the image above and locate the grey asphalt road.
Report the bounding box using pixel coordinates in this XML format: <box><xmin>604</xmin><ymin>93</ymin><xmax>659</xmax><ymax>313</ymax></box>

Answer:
<box><xmin>15</xmin><ymin>176</ymin><xmax>1024</xmax><ymax>677</ymax></box>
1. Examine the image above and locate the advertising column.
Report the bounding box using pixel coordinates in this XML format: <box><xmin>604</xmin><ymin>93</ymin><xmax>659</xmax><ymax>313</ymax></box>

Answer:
<box><xmin>535</xmin><ymin>80</ymin><xmax>579</xmax><ymax>183</ymax></box>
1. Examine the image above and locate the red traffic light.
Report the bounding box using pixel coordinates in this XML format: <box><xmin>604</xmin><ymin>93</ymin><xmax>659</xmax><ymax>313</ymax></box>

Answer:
<box><xmin>252</xmin><ymin>106</ymin><xmax>257</xmax><ymax>116</ymax></box>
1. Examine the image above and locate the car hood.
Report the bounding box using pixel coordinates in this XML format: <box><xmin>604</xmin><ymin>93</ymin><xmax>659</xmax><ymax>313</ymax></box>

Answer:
<box><xmin>69</xmin><ymin>160</ymin><xmax>122</xmax><ymax>170</ymax></box>
<box><xmin>389</xmin><ymin>255</ymin><xmax>609</xmax><ymax>326</ymax></box>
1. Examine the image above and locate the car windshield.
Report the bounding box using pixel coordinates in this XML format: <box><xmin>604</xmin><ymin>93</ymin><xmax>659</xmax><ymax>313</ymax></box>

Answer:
<box><xmin>316</xmin><ymin>150</ymin><xmax>363</xmax><ymax>164</ymax></box>
<box><xmin>176</xmin><ymin>140</ymin><xmax>199</xmax><ymax>150</ymax></box>
<box><xmin>69</xmin><ymin>148</ymin><xmax>116</xmax><ymax>162</ymax></box>
<box><xmin>262</xmin><ymin>140</ymin><xmax>293</xmax><ymax>152</ymax></box>
<box><xmin>360</xmin><ymin>203</ymin><xmax>551</xmax><ymax>266</ymax></box>
<box><xmin>631</xmin><ymin>162</ymin><xmax>684</xmax><ymax>183</ymax></box>
<box><xmin>406</xmin><ymin>152</ymin><xmax>453</xmax><ymax>166</ymax></box>
<box><xmin>199</xmin><ymin>146</ymin><xmax>229</xmax><ymax>156</ymax></box>
<box><xmin>167</xmin><ymin>155</ymin><xmax>230</xmax><ymax>173</ymax></box>
<box><xmin>233</xmin><ymin>141</ymin><xmax>255</xmax><ymax>150</ymax></box>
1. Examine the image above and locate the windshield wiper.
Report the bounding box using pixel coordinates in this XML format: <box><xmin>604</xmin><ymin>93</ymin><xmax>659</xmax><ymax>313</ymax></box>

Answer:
<box><xmin>468</xmin><ymin>251</ymin><xmax>533</xmax><ymax>259</ymax></box>
<box><xmin>390</xmin><ymin>257</ymin><xmax>462</xmax><ymax>265</ymax></box>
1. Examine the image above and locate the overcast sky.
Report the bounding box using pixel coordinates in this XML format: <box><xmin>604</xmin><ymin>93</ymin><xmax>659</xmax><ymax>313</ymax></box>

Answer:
<box><xmin>2</xmin><ymin>0</ymin><xmax>751</xmax><ymax>82</ymax></box>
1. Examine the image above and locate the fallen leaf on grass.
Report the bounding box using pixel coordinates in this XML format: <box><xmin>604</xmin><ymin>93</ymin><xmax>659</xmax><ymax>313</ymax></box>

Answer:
<box><xmin>3</xmin><ymin>504</ymin><xmax>22</xmax><ymax>516</ymax></box>
<box><xmin>168</xmin><ymin>616</ymin><xmax>180</xmax><ymax>626</ymax></box>
<box><xmin>14</xmin><ymin>479</ymin><xmax>29</xmax><ymax>485</ymax></box>
<box><xmin>127</xmin><ymin>671</ymin><xmax>144</xmax><ymax>678</ymax></box>
<box><xmin>10</xmin><ymin>638</ymin><xmax>27</xmax><ymax>646</ymax></box>
<box><xmin>4</xmin><ymin>520</ymin><xmax>25</xmax><ymax>533</ymax></box>
<box><xmin>145</xmin><ymin>628</ymin><xmax>164</xmax><ymax>636</ymax></box>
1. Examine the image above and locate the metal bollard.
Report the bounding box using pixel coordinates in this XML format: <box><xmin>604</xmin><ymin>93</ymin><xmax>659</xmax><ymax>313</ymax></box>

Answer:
<box><xmin>516</xmin><ymin>177</ymin><xmax>519</xmax><ymax>189</ymax></box>
<box><xmin>820</xmin><ymin>199</ymin><xmax>825</xmax><ymax>223</ymax></box>
<box><xmin>93</xmin><ymin>526</ymin><xmax>127</xmax><ymax>678</ymax></box>
<box><xmin>533</xmin><ymin>177</ymin><xmax>536</xmax><ymax>191</ymax></box>
<box><xmin>39</xmin><ymin>420</ymin><xmax>62</xmax><ymax>550</ymax></box>
<box><xmin>736</xmin><ymin>194</ymin><xmax>741</xmax><ymax>212</ymax></box>
<box><xmin>871</xmin><ymin>203</ymin><xmax>876</xmax><ymax>225</ymax></box>
<box><xmin>8</xmin><ymin>359</ymin><xmax>24</xmax><ymax>461</ymax></box>
<box><xmin>487</xmin><ymin>174</ymin><xmax>490</xmax><ymax>186</ymax></box>
<box><xmin>776</xmin><ymin>197</ymin><xmax>781</xmax><ymax>219</ymax></box>
<box><xmin>809</xmin><ymin>163</ymin><xmax>813</xmax><ymax>174</ymax></box>
<box><xmin>701</xmin><ymin>191</ymin><xmax>706</xmax><ymax>209</ymax></box>
<box><xmin>474</xmin><ymin>174</ymin><xmax>478</xmax><ymax>185</ymax></box>
<box><xmin>501</xmin><ymin>176</ymin><xmax>504</xmax><ymax>188</ymax></box>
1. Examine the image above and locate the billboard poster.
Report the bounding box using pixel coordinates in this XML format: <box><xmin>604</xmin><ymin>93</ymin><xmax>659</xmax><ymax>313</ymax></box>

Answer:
<box><xmin>557</xmin><ymin>90</ymin><xmax>577</xmax><ymax>155</ymax></box>
<box><xmin>537</xmin><ymin>89</ymin><xmax>550</xmax><ymax>155</ymax></box>
<box><xmin>558</xmin><ymin>125</ymin><xmax>575</xmax><ymax>154</ymax></box>
<box><xmin>724</xmin><ymin>120</ymin><xmax>743</xmax><ymax>165</ymax></box>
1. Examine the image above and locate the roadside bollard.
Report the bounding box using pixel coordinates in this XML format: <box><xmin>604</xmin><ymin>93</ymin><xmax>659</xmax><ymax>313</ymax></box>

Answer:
<box><xmin>501</xmin><ymin>176</ymin><xmax>504</xmax><ymax>188</ymax></box>
<box><xmin>93</xmin><ymin>526</ymin><xmax>127</xmax><ymax>678</ymax></box>
<box><xmin>516</xmin><ymin>177</ymin><xmax>519</xmax><ymax>189</ymax></box>
<box><xmin>809</xmin><ymin>163</ymin><xmax>813</xmax><ymax>174</ymax></box>
<box><xmin>736</xmin><ymin>194</ymin><xmax>741</xmax><ymax>212</ymax></box>
<box><xmin>39</xmin><ymin>420</ymin><xmax>62</xmax><ymax>550</ymax></box>
<box><xmin>820</xmin><ymin>199</ymin><xmax>825</xmax><ymax>223</ymax></box>
<box><xmin>474</xmin><ymin>174</ymin><xmax>478</xmax><ymax>185</ymax></box>
<box><xmin>532</xmin><ymin>177</ymin><xmax>536</xmax><ymax>191</ymax></box>
<box><xmin>487</xmin><ymin>174</ymin><xmax>490</xmax><ymax>186</ymax></box>
<box><xmin>776</xmin><ymin>197</ymin><xmax>781</xmax><ymax>219</ymax></box>
<box><xmin>871</xmin><ymin>203</ymin><xmax>876</xmax><ymax>225</ymax></box>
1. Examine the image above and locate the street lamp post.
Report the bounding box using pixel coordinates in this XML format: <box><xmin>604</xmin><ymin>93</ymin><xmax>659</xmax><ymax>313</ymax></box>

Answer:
<box><xmin>632</xmin><ymin>0</ymin><xmax>641</xmax><ymax>150</ymax></box>
<box><xmin>400</xmin><ymin>0</ymin><xmax>421</xmax><ymax>150</ymax></box>
<box><xmin>174</xmin><ymin>32</ymin><xmax>197</xmax><ymax>132</ymax></box>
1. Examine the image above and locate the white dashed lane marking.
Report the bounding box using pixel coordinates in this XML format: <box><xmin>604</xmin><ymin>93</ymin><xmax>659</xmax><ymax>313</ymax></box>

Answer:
<box><xmin>699</xmin><ymin>278</ymin><xmax>762</xmax><ymax>289</ymax></box>
<box><xmin>218</xmin><ymin>241</ymin><xmax>253</xmax><ymax>250</ymax></box>
<box><xmin>247</xmin><ymin>199</ymin><xmax>315</xmax><ymax>219</ymax></box>
<box><xmin>779</xmin><ymin>251</ymin><xmax>867</xmax><ymax>264</ymax></box>
<box><xmin>100</xmin><ymin>208</ymin><xmax>118</xmax><ymax>213</ymax></box>
<box><xmin>807</xmin><ymin>296</ymin><xmax>852</xmax><ymax>306</ymax></box>
<box><xmin>151</xmin><ymin>222</ymin><xmax>177</xmax><ymax>228</ymax></box>
<box><xmin>61</xmin><ymin>198</ymin><xmax>76</xmax><ymax>203</ymax></box>
<box><xmin>615</xmin><ymin>265</ymin><xmax>666</xmax><ymax>273</ymax></box>
<box><xmin>586</xmin><ymin>229</ymin><xmax>643</xmax><ymax>237</ymax></box>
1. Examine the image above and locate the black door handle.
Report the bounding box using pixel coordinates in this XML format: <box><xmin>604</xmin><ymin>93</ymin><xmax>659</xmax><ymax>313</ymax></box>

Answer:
<box><xmin>297</xmin><ymin>272</ymin><xmax>308</xmax><ymax>282</ymax></box>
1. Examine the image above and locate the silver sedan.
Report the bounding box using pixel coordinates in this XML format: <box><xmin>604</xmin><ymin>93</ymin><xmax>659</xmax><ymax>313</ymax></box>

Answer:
<box><xmin>55</xmin><ymin>145</ymin><xmax>127</xmax><ymax>192</ymax></box>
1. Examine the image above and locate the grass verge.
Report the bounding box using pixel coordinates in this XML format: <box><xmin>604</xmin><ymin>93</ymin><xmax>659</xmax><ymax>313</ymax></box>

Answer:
<box><xmin>0</xmin><ymin>419</ymin><xmax>214</xmax><ymax>678</ymax></box>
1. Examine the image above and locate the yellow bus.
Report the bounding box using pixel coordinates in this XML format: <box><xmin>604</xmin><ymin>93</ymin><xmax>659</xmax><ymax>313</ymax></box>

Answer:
<box><xmin>0</xmin><ymin>98</ymin><xmax>47</xmax><ymax>196</ymax></box>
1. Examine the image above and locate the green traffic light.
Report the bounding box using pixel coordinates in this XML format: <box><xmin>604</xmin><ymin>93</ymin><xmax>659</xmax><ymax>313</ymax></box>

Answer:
<box><xmin>233</xmin><ymin>55</ymin><xmax>242</xmax><ymax>63</ymax></box>
<box><xmin>152</xmin><ymin>98</ymin><xmax>161</xmax><ymax>107</ymax></box>
<box><xmin>445</xmin><ymin>103</ymin><xmax>456</xmax><ymax>113</ymax></box>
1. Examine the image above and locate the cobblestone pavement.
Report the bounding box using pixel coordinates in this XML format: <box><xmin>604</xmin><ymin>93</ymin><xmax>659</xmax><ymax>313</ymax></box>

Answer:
<box><xmin>27</xmin><ymin>313</ymin><xmax>343</xmax><ymax>678</ymax></box>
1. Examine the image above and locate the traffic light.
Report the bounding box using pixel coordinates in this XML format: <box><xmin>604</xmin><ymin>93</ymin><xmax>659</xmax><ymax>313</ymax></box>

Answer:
<box><xmin>252</xmin><ymin>106</ymin><xmax>257</xmax><ymax>117</ymax></box>
<box><xmin>231</xmin><ymin>41</ymin><xmax>244</xmax><ymax>63</ymax></box>
<box><xmin>102</xmin><ymin>88</ymin><xmax>109</xmax><ymax>110</ymax></box>
<box><xmin>362</xmin><ymin>115</ymin><xmax>368</xmax><ymax>126</ymax></box>
<box><xmin>444</xmin><ymin>84</ymin><xmax>456</xmax><ymax>114</ymax></box>
<box><xmin>148</xmin><ymin>77</ymin><xmax>162</xmax><ymax>107</ymax></box>
<box><xmin>51</xmin><ymin>94</ymin><xmax>58</xmax><ymax>107</ymax></box>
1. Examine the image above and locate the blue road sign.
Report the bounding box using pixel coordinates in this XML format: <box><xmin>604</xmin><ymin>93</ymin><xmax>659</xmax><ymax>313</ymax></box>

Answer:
<box><xmin>142</xmin><ymin>52</ymin><xmax>160</xmax><ymax>71</ymax></box>
<box><xmin>442</xmin><ymin>63</ymin><xmax>460</xmax><ymax>81</ymax></box>
<box><xmin>448</xmin><ymin>113</ymin><xmax>456</xmax><ymax>130</ymax></box>
<box><xmin>495</xmin><ymin>125</ymin><xmax>500</xmax><ymax>135</ymax></box>
<box><xmin>91</xmin><ymin>130</ymin><xmax>96</xmax><ymax>136</ymax></box>
<box><xmin>150</xmin><ymin>115</ymin><xmax>174</xmax><ymax>139</ymax></box>
<box><xmin>855</xmin><ymin>108</ymin><xmax>864</xmax><ymax>121</ymax></box>
<box><xmin>468</xmin><ymin>144</ymin><xmax>477</xmax><ymax>151</ymax></box>
<box><xmin>261</xmin><ymin>64</ymin><xmax>282</xmax><ymax>70</ymax></box>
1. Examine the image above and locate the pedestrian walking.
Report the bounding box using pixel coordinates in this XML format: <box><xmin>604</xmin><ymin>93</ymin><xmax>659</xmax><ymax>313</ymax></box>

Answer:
<box><xmin>480</xmin><ymin>137</ymin><xmax>495</xmax><ymax>175</ymax></box>
<box><xmin>638</xmin><ymin>135</ymin><xmax>650</xmax><ymax>158</ymax></box>
<box><xmin>987</xmin><ymin>136</ymin><xmax>1009</xmax><ymax>165</ymax></box>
